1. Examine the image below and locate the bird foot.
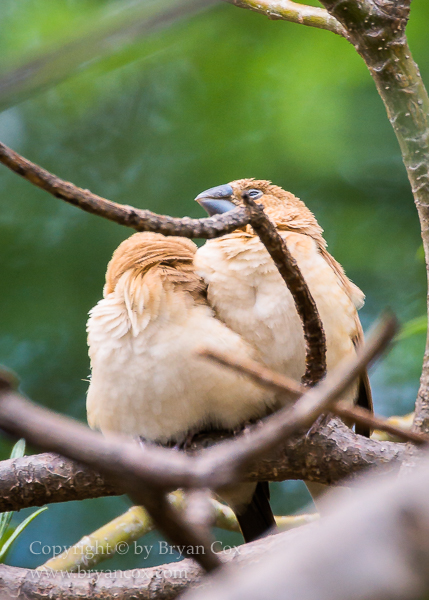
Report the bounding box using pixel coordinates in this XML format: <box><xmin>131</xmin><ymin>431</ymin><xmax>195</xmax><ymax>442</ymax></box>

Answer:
<box><xmin>173</xmin><ymin>428</ymin><xmax>201</xmax><ymax>451</ymax></box>
<box><xmin>232</xmin><ymin>418</ymin><xmax>263</xmax><ymax>437</ymax></box>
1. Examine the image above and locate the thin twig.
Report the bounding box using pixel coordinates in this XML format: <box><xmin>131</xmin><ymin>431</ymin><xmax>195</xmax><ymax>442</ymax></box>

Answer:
<box><xmin>132</xmin><ymin>490</ymin><xmax>221</xmax><ymax>572</ymax></box>
<box><xmin>0</xmin><ymin>141</ymin><xmax>250</xmax><ymax>239</ymax></box>
<box><xmin>227</xmin><ymin>0</ymin><xmax>346</xmax><ymax>37</ymax></box>
<box><xmin>41</xmin><ymin>494</ymin><xmax>318</xmax><ymax>573</ymax></box>
<box><xmin>200</xmin><ymin>314</ymin><xmax>399</xmax><ymax>479</ymax></box>
<box><xmin>241</xmin><ymin>191</ymin><xmax>327</xmax><ymax>386</ymax></box>
<box><xmin>199</xmin><ymin>347</ymin><xmax>428</xmax><ymax>446</ymax></box>
<box><xmin>199</xmin><ymin>348</ymin><xmax>303</xmax><ymax>396</ymax></box>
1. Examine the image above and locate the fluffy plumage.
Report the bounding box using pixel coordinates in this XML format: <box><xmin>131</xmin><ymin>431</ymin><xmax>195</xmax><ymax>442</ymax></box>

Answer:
<box><xmin>195</xmin><ymin>178</ymin><xmax>372</xmax><ymax>430</ymax></box>
<box><xmin>86</xmin><ymin>232</ymin><xmax>276</xmax><ymax>541</ymax></box>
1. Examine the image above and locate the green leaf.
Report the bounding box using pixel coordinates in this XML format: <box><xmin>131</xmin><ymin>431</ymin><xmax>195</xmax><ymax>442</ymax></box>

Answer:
<box><xmin>0</xmin><ymin>439</ymin><xmax>26</xmax><ymax>541</ymax></box>
<box><xmin>10</xmin><ymin>438</ymin><xmax>26</xmax><ymax>460</ymax></box>
<box><xmin>0</xmin><ymin>506</ymin><xmax>48</xmax><ymax>563</ymax></box>
<box><xmin>397</xmin><ymin>315</ymin><xmax>427</xmax><ymax>341</ymax></box>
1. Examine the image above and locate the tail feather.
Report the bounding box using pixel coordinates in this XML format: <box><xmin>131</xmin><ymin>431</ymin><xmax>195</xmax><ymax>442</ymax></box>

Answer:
<box><xmin>235</xmin><ymin>481</ymin><xmax>276</xmax><ymax>543</ymax></box>
<box><xmin>355</xmin><ymin>372</ymin><xmax>373</xmax><ymax>438</ymax></box>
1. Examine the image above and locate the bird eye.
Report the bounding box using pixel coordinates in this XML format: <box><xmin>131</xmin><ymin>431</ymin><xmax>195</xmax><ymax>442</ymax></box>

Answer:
<box><xmin>247</xmin><ymin>189</ymin><xmax>263</xmax><ymax>199</ymax></box>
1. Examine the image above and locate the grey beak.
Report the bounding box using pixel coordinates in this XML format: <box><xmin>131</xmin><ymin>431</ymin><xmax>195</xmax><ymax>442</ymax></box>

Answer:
<box><xmin>195</xmin><ymin>184</ymin><xmax>236</xmax><ymax>216</ymax></box>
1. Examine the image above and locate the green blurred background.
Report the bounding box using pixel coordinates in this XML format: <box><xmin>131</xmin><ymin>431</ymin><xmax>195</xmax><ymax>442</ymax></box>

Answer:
<box><xmin>0</xmin><ymin>0</ymin><xmax>428</xmax><ymax>571</ymax></box>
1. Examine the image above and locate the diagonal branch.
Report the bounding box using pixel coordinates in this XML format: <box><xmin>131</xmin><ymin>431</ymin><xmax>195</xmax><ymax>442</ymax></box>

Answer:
<box><xmin>226</xmin><ymin>0</ymin><xmax>346</xmax><ymax>37</ymax></box>
<box><xmin>0</xmin><ymin>316</ymin><xmax>396</xmax><ymax>498</ymax></box>
<box><xmin>199</xmin><ymin>348</ymin><xmax>428</xmax><ymax>446</ymax></box>
<box><xmin>199</xmin><ymin>314</ymin><xmax>398</xmax><ymax>479</ymax></box>
<box><xmin>241</xmin><ymin>191</ymin><xmax>327</xmax><ymax>386</ymax></box>
<box><xmin>41</xmin><ymin>497</ymin><xmax>318</xmax><ymax>573</ymax></box>
<box><xmin>0</xmin><ymin>319</ymin><xmax>401</xmax><ymax>528</ymax></box>
<box><xmin>0</xmin><ymin>141</ymin><xmax>250</xmax><ymax>239</ymax></box>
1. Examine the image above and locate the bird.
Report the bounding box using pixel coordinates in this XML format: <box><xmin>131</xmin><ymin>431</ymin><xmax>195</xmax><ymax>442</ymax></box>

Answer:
<box><xmin>86</xmin><ymin>231</ymin><xmax>277</xmax><ymax>542</ymax></box>
<box><xmin>194</xmin><ymin>179</ymin><xmax>372</xmax><ymax>440</ymax></box>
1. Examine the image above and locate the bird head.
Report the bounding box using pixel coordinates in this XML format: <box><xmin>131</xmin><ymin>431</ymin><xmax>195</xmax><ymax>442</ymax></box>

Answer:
<box><xmin>104</xmin><ymin>232</ymin><xmax>198</xmax><ymax>296</ymax></box>
<box><xmin>196</xmin><ymin>178</ymin><xmax>325</xmax><ymax>245</ymax></box>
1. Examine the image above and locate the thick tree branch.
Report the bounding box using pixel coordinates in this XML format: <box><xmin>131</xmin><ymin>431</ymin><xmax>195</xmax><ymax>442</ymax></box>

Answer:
<box><xmin>0</xmin><ymin>528</ymin><xmax>307</xmax><ymax>600</ymax></box>
<box><xmin>227</xmin><ymin>0</ymin><xmax>346</xmax><ymax>37</ymax></box>
<box><xmin>316</xmin><ymin>0</ymin><xmax>429</xmax><ymax>440</ymax></box>
<box><xmin>0</xmin><ymin>419</ymin><xmax>404</xmax><ymax>514</ymax></box>
<box><xmin>184</xmin><ymin>448</ymin><xmax>429</xmax><ymax>600</ymax></box>
<box><xmin>0</xmin><ymin>142</ymin><xmax>250</xmax><ymax>239</ymax></box>
<box><xmin>0</xmin><ymin>452</ymin><xmax>118</xmax><ymax>512</ymax></box>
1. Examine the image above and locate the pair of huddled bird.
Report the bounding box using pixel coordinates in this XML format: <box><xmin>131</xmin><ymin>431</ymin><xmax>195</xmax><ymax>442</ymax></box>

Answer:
<box><xmin>86</xmin><ymin>179</ymin><xmax>372</xmax><ymax>543</ymax></box>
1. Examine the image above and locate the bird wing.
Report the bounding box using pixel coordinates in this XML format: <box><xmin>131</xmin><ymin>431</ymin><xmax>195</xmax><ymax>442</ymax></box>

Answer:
<box><xmin>320</xmin><ymin>247</ymin><xmax>373</xmax><ymax>432</ymax></box>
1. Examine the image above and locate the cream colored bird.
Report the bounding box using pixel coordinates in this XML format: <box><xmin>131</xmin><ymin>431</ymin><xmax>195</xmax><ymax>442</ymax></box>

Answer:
<box><xmin>86</xmin><ymin>231</ymin><xmax>277</xmax><ymax>542</ymax></box>
<box><xmin>194</xmin><ymin>179</ymin><xmax>372</xmax><ymax>432</ymax></box>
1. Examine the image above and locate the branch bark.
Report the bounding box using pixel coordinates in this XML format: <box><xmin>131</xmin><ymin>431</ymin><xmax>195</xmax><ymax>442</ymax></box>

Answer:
<box><xmin>0</xmin><ymin>316</ymin><xmax>395</xmax><ymax>504</ymax></box>
<box><xmin>0</xmin><ymin>142</ymin><xmax>250</xmax><ymax>239</ymax></box>
<box><xmin>0</xmin><ymin>420</ymin><xmax>404</xmax><ymax>514</ymax></box>
<box><xmin>226</xmin><ymin>0</ymin><xmax>346</xmax><ymax>37</ymax></box>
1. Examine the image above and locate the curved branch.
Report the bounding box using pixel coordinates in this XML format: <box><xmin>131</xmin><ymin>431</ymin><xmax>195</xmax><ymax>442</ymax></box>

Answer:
<box><xmin>314</xmin><ymin>0</ymin><xmax>429</xmax><ymax>467</ymax></box>
<box><xmin>226</xmin><ymin>0</ymin><xmax>346</xmax><ymax>37</ymax></box>
<box><xmin>0</xmin><ymin>142</ymin><xmax>250</xmax><ymax>239</ymax></box>
<box><xmin>242</xmin><ymin>191</ymin><xmax>327</xmax><ymax>385</ymax></box>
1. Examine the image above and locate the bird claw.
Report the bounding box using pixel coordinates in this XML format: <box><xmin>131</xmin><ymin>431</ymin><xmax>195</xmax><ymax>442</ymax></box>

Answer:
<box><xmin>174</xmin><ymin>428</ymin><xmax>200</xmax><ymax>451</ymax></box>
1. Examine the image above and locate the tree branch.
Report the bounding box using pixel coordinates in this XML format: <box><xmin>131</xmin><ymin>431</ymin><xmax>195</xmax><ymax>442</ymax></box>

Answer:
<box><xmin>226</xmin><ymin>0</ymin><xmax>346</xmax><ymax>37</ymax></box>
<box><xmin>304</xmin><ymin>0</ymin><xmax>429</xmax><ymax>473</ymax></box>
<box><xmin>0</xmin><ymin>316</ymin><xmax>396</xmax><ymax>500</ymax></box>
<box><xmin>41</xmin><ymin>494</ymin><xmax>317</xmax><ymax>573</ymax></box>
<box><xmin>241</xmin><ymin>191</ymin><xmax>327</xmax><ymax>386</ymax></box>
<box><xmin>199</xmin><ymin>347</ymin><xmax>428</xmax><ymax>445</ymax></box>
<box><xmin>0</xmin><ymin>452</ymin><xmax>119</xmax><ymax>512</ymax></box>
<box><xmin>0</xmin><ymin>527</ymin><xmax>308</xmax><ymax>600</ymax></box>
<box><xmin>0</xmin><ymin>141</ymin><xmax>250</xmax><ymax>239</ymax></box>
<box><xmin>0</xmin><ymin>419</ymin><xmax>404</xmax><ymax>515</ymax></box>
<box><xmin>184</xmin><ymin>447</ymin><xmax>429</xmax><ymax>600</ymax></box>
<box><xmin>199</xmin><ymin>314</ymin><xmax>397</xmax><ymax>481</ymax></box>
<box><xmin>316</xmin><ymin>1</ymin><xmax>429</xmax><ymax>441</ymax></box>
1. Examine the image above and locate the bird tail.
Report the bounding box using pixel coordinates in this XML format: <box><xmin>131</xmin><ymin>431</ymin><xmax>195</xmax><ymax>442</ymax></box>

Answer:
<box><xmin>235</xmin><ymin>481</ymin><xmax>276</xmax><ymax>543</ymax></box>
<box><xmin>355</xmin><ymin>372</ymin><xmax>373</xmax><ymax>437</ymax></box>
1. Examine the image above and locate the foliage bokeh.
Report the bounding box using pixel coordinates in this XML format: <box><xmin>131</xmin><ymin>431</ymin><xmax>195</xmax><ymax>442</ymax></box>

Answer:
<box><xmin>0</xmin><ymin>0</ymin><xmax>427</xmax><ymax>571</ymax></box>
